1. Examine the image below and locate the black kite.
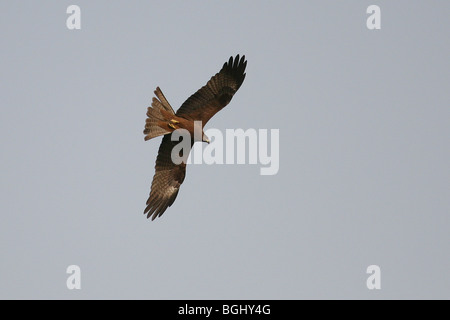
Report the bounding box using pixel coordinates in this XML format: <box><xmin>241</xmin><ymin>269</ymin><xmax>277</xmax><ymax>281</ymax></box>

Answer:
<box><xmin>143</xmin><ymin>55</ymin><xmax>247</xmax><ymax>220</ymax></box>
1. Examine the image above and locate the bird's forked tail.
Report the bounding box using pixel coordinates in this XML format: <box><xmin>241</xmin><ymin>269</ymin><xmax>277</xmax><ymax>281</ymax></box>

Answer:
<box><xmin>143</xmin><ymin>87</ymin><xmax>176</xmax><ymax>141</ymax></box>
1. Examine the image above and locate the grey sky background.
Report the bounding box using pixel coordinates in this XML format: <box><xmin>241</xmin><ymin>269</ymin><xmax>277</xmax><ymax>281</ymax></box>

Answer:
<box><xmin>0</xmin><ymin>1</ymin><xmax>449</xmax><ymax>299</ymax></box>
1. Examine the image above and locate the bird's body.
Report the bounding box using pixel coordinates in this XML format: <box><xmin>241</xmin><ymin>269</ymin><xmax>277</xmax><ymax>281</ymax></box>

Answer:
<box><xmin>143</xmin><ymin>55</ymin><xmax>247</xmax><ymax>220</ymax></box>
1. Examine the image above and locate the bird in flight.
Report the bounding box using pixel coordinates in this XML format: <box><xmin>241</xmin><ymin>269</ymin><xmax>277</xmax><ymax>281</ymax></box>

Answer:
<box><xmin>143</xmin><ymin>55</ymin><xmax>247</xmax><ymax>220</ymax></box>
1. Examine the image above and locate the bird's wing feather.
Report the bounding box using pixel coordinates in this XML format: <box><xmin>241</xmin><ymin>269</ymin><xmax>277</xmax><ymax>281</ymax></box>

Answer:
<box><xmin>144</xmin><ymin>134</ymin><xmax>191</xmax><ymax>220</ymax></box>
<box><xmin>175</xmin><ymin>55</ymin><xmax>247</xmax><ymax>125</ymax></box>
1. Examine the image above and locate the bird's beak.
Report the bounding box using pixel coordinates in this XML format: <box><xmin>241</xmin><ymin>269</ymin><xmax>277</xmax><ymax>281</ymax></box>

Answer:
<box><xmin>205</xmin><ymin>138</ymin><xmax>210</xmax><ymax>144</ymax></box>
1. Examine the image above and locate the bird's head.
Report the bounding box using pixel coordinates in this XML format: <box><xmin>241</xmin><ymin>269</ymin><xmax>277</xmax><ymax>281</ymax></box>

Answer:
<box><xmin>202</xmin><ymin>133</ymin><xmax>210</xmax><ymax>144</ymax></box>
<box><xmin>202</xmin><ymin>132</ymin><xmax>210</xmax><ymax>144</ymax></box>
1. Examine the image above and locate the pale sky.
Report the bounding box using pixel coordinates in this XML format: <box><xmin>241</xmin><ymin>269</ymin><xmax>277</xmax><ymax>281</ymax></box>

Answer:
<box><xmin>0</xmin><ymin>1</ymin><xmax>449</xmax><ymax>299</ymax></box>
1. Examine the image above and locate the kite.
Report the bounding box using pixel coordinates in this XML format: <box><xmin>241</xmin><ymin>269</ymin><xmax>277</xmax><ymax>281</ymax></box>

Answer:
<box><xmin>143</xmin><ymin>55</ymin><xmax>247</xmax><ymax>220</ymax></box>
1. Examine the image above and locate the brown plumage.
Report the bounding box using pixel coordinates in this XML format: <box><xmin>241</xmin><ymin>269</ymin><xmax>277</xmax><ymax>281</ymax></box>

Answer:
<box><xmin>143</xmin><ymin>55</ymin><xmax>247</xmax><ymax>220</ymax></box>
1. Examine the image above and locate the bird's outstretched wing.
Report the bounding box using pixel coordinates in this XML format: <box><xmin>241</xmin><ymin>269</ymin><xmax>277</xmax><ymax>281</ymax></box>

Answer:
<box><xmin>175</xmin><ymin>54</ymin><xmax>247</xmax><ymax>125</ymax></box>
<box><xmin>144</xmin><ymin>135</ymin><xmax>191</xmax><ymax>220</ymax></box>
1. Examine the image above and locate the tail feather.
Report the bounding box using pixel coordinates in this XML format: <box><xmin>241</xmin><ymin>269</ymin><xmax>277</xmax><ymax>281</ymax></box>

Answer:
<box><xmin>154</xmin><ymin>87</ymin><xmax>175</xmax><ymax>114</ymax></box>
<box><xmin>143</xmin><ymin>87</ymin><xmax>175</xmax><ymax>141</ymax></box>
